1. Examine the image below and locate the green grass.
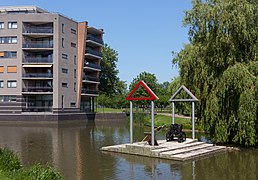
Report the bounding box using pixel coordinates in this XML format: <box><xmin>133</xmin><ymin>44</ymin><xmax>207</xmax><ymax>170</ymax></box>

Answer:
<box><xmin>96</xmin><ymin>107</ymin><xmax>124</xmax><ymax>113</ymax></box>
<box><xmin>143</xmin><ymin>115</ymin><xmax>191</xmax><ymax>128</ymax></box>
<box><xmin>0</xmin><ymin>148</ymin><xmax>63</xmax><ymax>180</ymax></box>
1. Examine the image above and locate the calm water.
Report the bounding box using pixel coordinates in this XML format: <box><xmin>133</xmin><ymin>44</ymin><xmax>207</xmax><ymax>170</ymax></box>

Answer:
<box><xmin>0</xmin><ymin>120</ymin><xmax>257</xmax><ymax>180</ymax></box>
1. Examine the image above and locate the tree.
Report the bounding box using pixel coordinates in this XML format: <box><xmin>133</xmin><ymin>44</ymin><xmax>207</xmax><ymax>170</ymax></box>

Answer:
<box><xmin>174</xmin><ymin>0</ymin><xmax>258</xmax><ymax>145</ymax></box>
<box><xmin>129</xmin><ymin>72</ymin><xmax>159</xmax><ymax>110</ymax></box>
<box><xmin>99</xmin><ymin>44</ymin><xmax>126</xmax><ymax>96</ymax></box>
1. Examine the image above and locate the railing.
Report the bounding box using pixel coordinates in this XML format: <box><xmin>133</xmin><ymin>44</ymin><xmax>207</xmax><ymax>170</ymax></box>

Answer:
<box><xmin>85</xmin><ymin>48</ymin><xmax>102</xmax><ymax>57</ymax></box>
<box><xmin>23</xmin><ymin>42</ymin><xmax>53</xmax><ymax>48</ymax></box>
<box><xmin>23</xmin><ymin>57</ymin><xmax>53</xmax><ymax>63</ymax></box>
<box><xmin>83</xmin><ymin>75</ymin><xmax>99</xmax><ymax>82</ymax></box>
<box><xmin>22</xmin><ymin>73</ymin><xmax>53</xmax><ymax>78</ymax></box>
<box><xmin>22</xmin><ymin>106</ymin><xmax>53</xmax><ymax>112</ymax></box>
<box><xmin>84</xmin><ymin>62</ymin><xmax>101</xmax><ymax>70</ymax></box>
<box><xmin>81</xmin><ymin>89</ymin><xmax>98</xmax><ymax>94</ymax></box>
<box><xmin>22</xmin><ymin>87</ymin><xmax>53</xmax><ymax>92</ymax></box>
<box><xmin>23</xmin><ymin>27</ymin><xmax>53</xmax><ymax>34</ymax></box>
<box><xmin>86</xmin><ymin>34</ymin><xmax>103</xmax><ymax>45</ymax></box>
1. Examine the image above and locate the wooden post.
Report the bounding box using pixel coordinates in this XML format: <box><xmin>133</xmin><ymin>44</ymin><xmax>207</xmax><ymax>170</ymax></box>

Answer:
<box><xmin>172</xmin><ymin>102</ymin><xmax>175</xmax><ymax>124</ymax></box>
<box><xmin>151</xmin><ymin>101</ymin><xmax>154</xmax><ymax>146</ymax></box>
<box><xmin>130</xmin><ymin>101</ymin><xmax>133</xmax><ymax>143</ymax></box>
<box><xmin>192</xmin><ymin>101</ymin><xmax>195</xmax><ymax>139</ymax></box>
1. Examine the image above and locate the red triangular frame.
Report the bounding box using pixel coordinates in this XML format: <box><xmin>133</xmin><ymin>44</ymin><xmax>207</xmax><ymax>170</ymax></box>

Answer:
<box><xmin>126</xmin><ymin>80</ymin><xmax>159</xmax><ymax>101</ymax></box>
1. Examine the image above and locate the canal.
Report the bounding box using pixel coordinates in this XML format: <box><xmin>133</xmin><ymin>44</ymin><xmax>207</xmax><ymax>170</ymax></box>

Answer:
<box><xmin>0</xmin><ymin>120</ymin><xmax>257</xmax><ymax>179</ymax></box>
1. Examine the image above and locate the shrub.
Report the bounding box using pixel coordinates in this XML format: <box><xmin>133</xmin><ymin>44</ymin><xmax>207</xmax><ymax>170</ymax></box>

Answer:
<box><xmin>0</xmin><ymin>148</ymin><xmax>21</xmax><ymax>172</ymax></box>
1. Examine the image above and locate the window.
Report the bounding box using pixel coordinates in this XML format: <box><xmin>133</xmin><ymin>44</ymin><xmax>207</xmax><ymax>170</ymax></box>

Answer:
<box><xmin>62</xmin><ymin>38</ymin><xmax>64</xmax><ymax>48</ymax></box>
<box><xmin>7</xmin><ymin>80</ymin><xmax>17</xmax><ymax>88</ymax></box>
<box><xmin>0</xmin><ymin>66</ymin><xmax>4</xmax><ymax>73</ymax></box>
<box><xmin>0</xmin><ymin>22</ymin><xmax>4</xmax><ymax>29</ymax></box>
<box><xmin>62</xmin><ymin>82</ymin><xmax>68</xmax><ymax>88</ymax></box>
<box><xmin>71</xmin><ymin>42</ymin><xmax>76</xmax><ymax>48</ymax></box>
<box><xmin>0</xmin><ymin>81</ymin><xmax>3</xmax><ymax>88</ymax></box>
<box><xmin>74</xmin><ymin>69</ymin><xmax>76</xmax><ymax>78</ymax></box>
<box><xmin>70</xmin><ymin>102</ymin><xmax>76</xmax><ymax>107</ymax></box>
<box><xmin>74</xmin><ymin>82</ymin><xmax>76</xmax><ymax>92</ymax></box>
<box><xmin>0</xmin><ymin>37</ymin><xmax>17</xmax><ymax>44</ymax></box>
<box><xmin>8</xmin><ymin>22</ymin><xmax>17</xmax><ymax>29</ymax></box>
<box><xmin>0</xmin><ymin>96</ymin><xmax>16</xmax><ymax>102</ymax></box>
<box><xmin>7</xmin><ymin>66</ymin><xmax>17</xmax><ymax>73</ymax></box>
<box><xmin>71</xmin><ymin>28</ymin><xmax>76</xmax><ymax>34</ymax></box>
<box><xmin>62</xmin><ymin>24</ymin><xmax>64</xmax><ymax>33</ymax></box>
<box><xmin>62</xmin><ymin>68</ymin><xmax>68</xmax><ymax>74</ymax></box>
<box><xmin>0</xmin><ymin>51</ymin><xmax>17</xmax><ymax>59</ymax></box>
<box><xmin>74</xmin><ymin>56</ymin><xmax>76</xmax><ymax>65</ymax></box>
<box><xmin>62</xmin><ymin>53</ymin><xmax>68</xmax><ymax>59</ymax></box>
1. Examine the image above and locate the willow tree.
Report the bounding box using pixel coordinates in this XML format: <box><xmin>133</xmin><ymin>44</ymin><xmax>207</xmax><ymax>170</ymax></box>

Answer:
<box><xmin>175</xmin><ymin>0</ymin><xmax>258</xmax><ymax>145</ymax></box>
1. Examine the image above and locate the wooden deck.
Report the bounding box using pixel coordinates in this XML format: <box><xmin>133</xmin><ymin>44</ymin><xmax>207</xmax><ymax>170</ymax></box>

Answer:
<box><xmin>101</xmin><ymin>138</ymin><xmax>228</xmax><ymax>161</ymax></box>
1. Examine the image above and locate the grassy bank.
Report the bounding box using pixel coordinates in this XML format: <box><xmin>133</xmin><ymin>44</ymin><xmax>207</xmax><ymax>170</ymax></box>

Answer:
<box><xmin>132</xmin><ymin>113</ymin><xmax>202</xmax><ymax>131</ymax></box>
<box><xmin>0</xmin><ymin>148</ymin><xmax>63</xmax><ymax>180</ymax></box>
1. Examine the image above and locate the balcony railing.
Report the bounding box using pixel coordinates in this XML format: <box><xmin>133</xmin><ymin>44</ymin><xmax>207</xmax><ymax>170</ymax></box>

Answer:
<box><xmin>22</xmin><ymin>86</ymin><xmax>53</xmax><ymax>92</ymax></box>
<box><xmin>81</xmin><ymin>89</ymin><xmax>98</xmax><ymax>95</ymax></box>
<box><xmin>23</xmin><ymin>42</ymin><xmax>53</xmax><ymax>48</ymax></box>
<box><xmin>23</xmin><ymin>27</ymin><xmax>53</xmax><ymax>34</ymax></box>
<box><xmin>85</xmin><ymin>48</ymin><xmax>102</xmax><ymax>58</ymax></box>
<box><xmin>22</xmin><ymin>73</ymin><xmax>53</xmax><ymax>78</ymax></box>
<box><xmin>22</xmin><ymin>106</ymin><xmax>52</xmax><ymax>112</ymax></box>
<box><xmin>86</xmin><ymin>34</ymin><xmax>103</xmax><ymax>45</ymax></box>
<box><xmin>84</xmin><ymin>62</ymin><xmax>101</xmax><ymax>70</ymax></box>
<box><xmin>23</xmin><ymin>57</ymin><xmax>53</xmax><ymax>64</ymax></box>
<box><xmin>83</xmin><ymin>75</ymin><xmax>99</xmax><ymax>82</ymax></box>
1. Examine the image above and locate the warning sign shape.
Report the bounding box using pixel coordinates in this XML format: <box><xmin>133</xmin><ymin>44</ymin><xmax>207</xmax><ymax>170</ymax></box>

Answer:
<box><xmin>126</xmin><ymin>80</ymin><xmax>159</xmax><ymax>101</ymax></box>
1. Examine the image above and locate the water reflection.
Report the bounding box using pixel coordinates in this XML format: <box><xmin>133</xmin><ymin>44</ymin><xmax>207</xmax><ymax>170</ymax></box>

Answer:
<box><xmin>0</xmin><ymin>121</ymin><xmax>257</xmax><ymax>179</ymax></box>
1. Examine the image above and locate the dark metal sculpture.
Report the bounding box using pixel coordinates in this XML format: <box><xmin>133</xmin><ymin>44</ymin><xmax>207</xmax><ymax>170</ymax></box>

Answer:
<box><xmin>166</xmin><ymin>124</ymin><xmax>186</xmax><ymax>143</ymax></box>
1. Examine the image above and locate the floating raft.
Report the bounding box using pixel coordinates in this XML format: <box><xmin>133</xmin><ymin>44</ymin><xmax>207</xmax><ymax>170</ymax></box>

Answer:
<box><xmin>101</xmin><ymin>138</ymin><xmax>228</xmax><ymax>161</ymax></box>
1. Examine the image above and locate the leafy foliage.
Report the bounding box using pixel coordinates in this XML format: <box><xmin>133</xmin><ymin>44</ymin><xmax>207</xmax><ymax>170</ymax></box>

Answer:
<box><xmin>175</xmin><ymin>0</ymin><xmax>257</xmax><ymax>145</ymax></box>
<box><xmin>99</xmin><ymin>44</ymin><xmax>127</xmax><ymax>96</ymax></box>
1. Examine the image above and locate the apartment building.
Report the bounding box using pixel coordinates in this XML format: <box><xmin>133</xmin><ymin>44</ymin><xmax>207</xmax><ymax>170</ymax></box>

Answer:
<box><xmin>0</xmin><ymin>6</ymin><xmax>103</xmax><ymax>118</ymax></box>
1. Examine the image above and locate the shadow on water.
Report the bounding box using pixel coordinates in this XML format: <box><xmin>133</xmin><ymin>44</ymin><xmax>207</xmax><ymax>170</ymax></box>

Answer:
<box><xmin>0</xmin><ymin>120</ymin><xmax>257</xmax><ymax>179</ymax></box>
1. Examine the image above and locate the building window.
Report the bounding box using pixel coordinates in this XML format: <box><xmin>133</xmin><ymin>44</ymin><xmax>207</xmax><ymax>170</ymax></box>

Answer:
<box><xmin>0</xmin><ymin>51</ymin><xmax>17</xmax><ymax>59</ymax></box>
<box><xmin>62</xmin><ymin>82</ymin><xmax>68</xmax><ymax>88</ymax></box>
<box><xmin>74</xmin><ymin>82</ymin><xmax>76</xmax><ymax>92</ymax></box>
<box><xmin>7</xmin><ymin>80</ymin><xmax>17</xmax><ymax>88</ymax></box>
<box><xmin>70</xmin><ymin>102</ymin><xmax>76</xmax><ymax>107</ymax></box>
<box><xmin>62</xmin><ymin>68</ymin><xmax>68</xmax><ymax>74</ymax></box>
<box><xmin>8</xmin><ymin>22</ymin><xmax>17</xmax><ymax>29</ymax></box>
<box><xmin>62</xmin><ymin>38</ymin><xmax>64</xmax><ymax>48</ymax></box>
<box><xmin>0</xmin><ymin>96</ymin><xmax>16</xmax><ymax>102</ymax></box>
<box><xmin>0</xmin><ymin>81</ymin><xmax>3</xmax><ymax>88</ymax></box>
<box><xmin>71</xmin><ymin>42</ymin><xmax>76</xmax><ymax>48</ymax></box>
<box><xmin>62</xmin><ymin>53</ymin><xmax>68</xmax><ymax>59</ymax></box>
<box><xmin>0</xmin><ymin>66</ymin><xmax>4</xmax><ymax>73</ymax></box>
<box><xmin>74</xmin><ymin>56</ymin><xmax>76</xmax><ymax>65</ymax></box>
<box><xmin>0</xmin><ymin>37</ymin><xmax>17</xmax><ymax>44</ymax></box>
<box><xmin>74</xmin><ymin>69</ymin><xmax>76</xmax><ymax>78</ymax></box>
<box><xmin>7</xmin><ymin>66</ymin><xmax>17</xmax><ymax>73</ymax></box>
<box><xmin>62</xmin><ymin>24</ymin><xmax>64</xmax><ymax>33</ymax></box>
<box><xmin>0</xmin><ymin>22</ymin><xmax>4</xmax><ymax>29</ymax></box>
<box><xmin>71</xmin><ymin>28</ymin><xmax>76</xmax><ymax>34</ymax></box>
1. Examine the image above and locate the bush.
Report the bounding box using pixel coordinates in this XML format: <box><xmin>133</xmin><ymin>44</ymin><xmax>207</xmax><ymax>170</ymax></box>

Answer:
<box><xmin>0</xmin><ymin>148</ymin><xmax>21</xmax><ymax>172</ymax></box>
<box><xmin>0</xmin><ymin>148</ymin><xmax>63</xmax><ymax>180</ymax></box>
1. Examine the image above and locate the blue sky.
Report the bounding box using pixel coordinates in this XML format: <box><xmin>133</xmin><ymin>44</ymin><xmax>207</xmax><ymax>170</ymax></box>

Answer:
<box><xmin>1</xmin><ymin>0</ymin><xmax>192</xmax><ymax>85</ymax></box>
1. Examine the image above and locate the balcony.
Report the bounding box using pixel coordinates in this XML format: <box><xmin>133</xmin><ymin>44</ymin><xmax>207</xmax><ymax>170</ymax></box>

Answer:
<box><xmin>86</xmin><ymin>34</ymin><xmax>103</xmax><ymax>45</ymax></box>
<box><xmin>84</xmin><ymin>61</ymin><xmax>101</xmax><ymax>70</ymax></box>
<box><xmin>22</xmin><ymin>106</ymin><xmax>52</xmax><ymax>112</ymax></box>
<box><xmin>23</xmin><ymin>27</ymin><xmax>53</xmax><ymax>34</ymax></box>
<box><xmin>23</xmin><ymin>57</ymin><xmax>53</xmax><ymax>64</ymax></box>
<box><xmin>23</xmin><ymin>42</ymin><xmax>53</xmax><ymax>49</ymax></box>
<box><xmin>22</xmin><ymin>86</ymin><xmax>53</xmax><ymax>93</ymax></box>
<box><xmin>85</xmin><ymin>48</ymin><xmax>102</xmax><ymax>58</ymax></box>
<box><xmin>83</xmin><ymin>75</ymin><xmax>99</xmax><ymax>82</ymax></box>
<box><xmin>81</xmin><ymin>89</ymin><xmax>98</xmax><ymax>95</ymax></box>
<box><xmin>22</xmin><ymin>73</ymin><xmax>53</xmax><ymax>78</ymax></box>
